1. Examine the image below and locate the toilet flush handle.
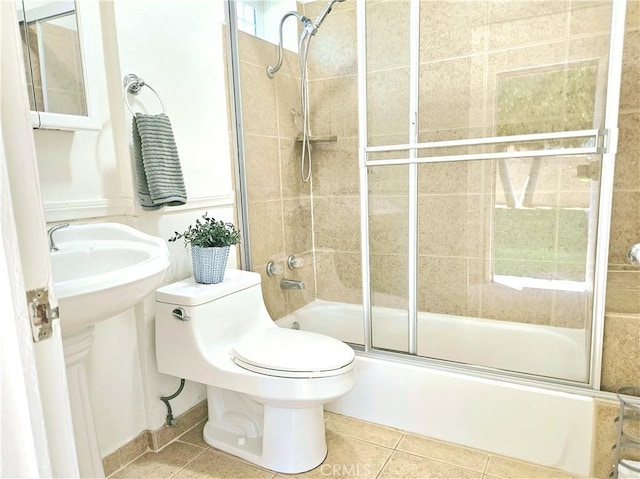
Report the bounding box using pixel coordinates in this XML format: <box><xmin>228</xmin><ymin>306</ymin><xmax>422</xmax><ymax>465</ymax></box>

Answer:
<box><xmin>172</xmin><ymin>308</ymin><xmax>190</xmax><ymax>321</ymax></box>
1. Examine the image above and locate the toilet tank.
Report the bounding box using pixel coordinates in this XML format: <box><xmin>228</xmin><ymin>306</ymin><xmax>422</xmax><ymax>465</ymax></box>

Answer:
<box><xmin>155</xmin><ymin>269</ymin><xmax>274</xmax><ymax>379</ymax></box>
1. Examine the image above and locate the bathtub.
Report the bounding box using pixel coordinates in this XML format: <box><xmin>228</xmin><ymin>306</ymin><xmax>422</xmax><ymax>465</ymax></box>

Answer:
<box><xmin>277</xmin><ymin>299</ymin><xmax>588</xmax><ymax>381</ymax></box>
<box><xmin>276</xmin><ymin>300</ymin><xmax>595</xmax><ymax>476</ymax></box>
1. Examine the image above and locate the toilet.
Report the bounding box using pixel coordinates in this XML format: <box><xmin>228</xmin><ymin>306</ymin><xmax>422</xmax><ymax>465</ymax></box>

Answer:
<box><xmin>155</xmin><ymin>269</ymin><xmax>356</xmax><ymax>474</ymax></box>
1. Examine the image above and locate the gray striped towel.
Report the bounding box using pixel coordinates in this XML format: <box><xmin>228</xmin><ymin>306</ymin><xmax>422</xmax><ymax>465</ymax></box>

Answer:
<box><xmin>132</xmin><ymin>113</ymin><xmax>187</xmax><ymax>210</ymax></box>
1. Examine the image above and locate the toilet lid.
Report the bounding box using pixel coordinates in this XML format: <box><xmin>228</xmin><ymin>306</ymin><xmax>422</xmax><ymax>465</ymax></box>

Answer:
<box><xmin>232</xmin><ymin>328</ymin><xmax>355</xmax><ymax>378</ymax></box>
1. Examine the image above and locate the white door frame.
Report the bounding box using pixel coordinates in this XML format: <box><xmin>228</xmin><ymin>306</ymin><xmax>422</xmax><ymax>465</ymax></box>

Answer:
<box><xmin>0</xmin><ymin>154</ymin><xmax>47</xmax><ymax>479</ymax></box>
<box><xmin>0</xmin><ymin>2</ymin><xmax>79</xmax><ymax>477</ymax></box>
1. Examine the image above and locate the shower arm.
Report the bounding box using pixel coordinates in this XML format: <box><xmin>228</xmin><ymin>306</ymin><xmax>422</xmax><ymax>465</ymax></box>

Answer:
<box><xmin>266</xmin><ymin>11</ymin><xmax>313</xmax><ymax>79</ymax></box>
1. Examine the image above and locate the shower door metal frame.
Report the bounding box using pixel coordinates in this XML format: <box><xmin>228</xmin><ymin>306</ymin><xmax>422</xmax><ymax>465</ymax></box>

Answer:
<box><xmin>356</xmin><ymin>0</ymin><xmax>627</xmax><ymax>389</ymax></box>
<box><xmin>225</xmin><ymin>0</ymin><xmax>252</xmax><ymax>270</ymax></box>
<box><xmin>589</xmin><ymin>0</ymin><xmax>627</xmax><ymax>389</ymax></box>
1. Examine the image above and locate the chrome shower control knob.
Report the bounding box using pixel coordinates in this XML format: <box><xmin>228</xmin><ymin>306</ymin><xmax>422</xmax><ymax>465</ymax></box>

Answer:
<box><xmin>628</xmin><ymin>244</ymin><xmax>640</xmax><ymax>266</ymax></box>
<box><xmin>266</xmin><ymin>261</ymin><xmax>283</xmax><ymax>277</ymax></box>
<box><xmin>287</xmin><ymin>255</ymin><xmax>304</xmax><ymax>269</ymax></box>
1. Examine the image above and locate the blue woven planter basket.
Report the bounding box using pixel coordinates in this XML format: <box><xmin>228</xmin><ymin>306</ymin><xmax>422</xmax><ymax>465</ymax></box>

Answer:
<box><xmin>191</xmin><ymin>245</ymin><xmax>230</xmax><ymax>284</ymax></box>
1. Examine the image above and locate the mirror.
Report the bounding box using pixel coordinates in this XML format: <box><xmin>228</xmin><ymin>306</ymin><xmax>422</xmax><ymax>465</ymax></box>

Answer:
<box><xmin>16</xmin><ymin>0</ymin><xmax>98</xmax><ymax>130</ymax></box>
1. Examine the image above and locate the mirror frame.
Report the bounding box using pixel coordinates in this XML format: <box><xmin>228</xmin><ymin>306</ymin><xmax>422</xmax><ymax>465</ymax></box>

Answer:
<box><xmin>18</xmin><ymin>0</ymin><xmax>101</xmax><ymax>131</ymax></box>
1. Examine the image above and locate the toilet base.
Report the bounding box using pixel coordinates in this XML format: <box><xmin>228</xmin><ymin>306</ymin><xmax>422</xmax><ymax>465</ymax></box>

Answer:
<box><xmin>203</xmin><ymin>386</ymin><xmax>327</xmax><ymax>474</ymax></box>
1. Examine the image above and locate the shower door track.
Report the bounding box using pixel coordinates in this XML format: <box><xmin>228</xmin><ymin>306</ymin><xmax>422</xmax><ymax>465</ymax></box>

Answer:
<box><xmin>352</xmin><ymin>345</ymin><xmax>624</xmax><ymax>402</ymax></box>
<box><xmin>355</xmin><ymin>0</ymin><xmax>627</xmax><ymax>390</ymax></box>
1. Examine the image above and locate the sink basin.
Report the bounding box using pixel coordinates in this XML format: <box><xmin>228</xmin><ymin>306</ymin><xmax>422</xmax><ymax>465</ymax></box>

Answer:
<box><xmin>50</xmin><ymin>223</ymin><xmax>170</xmax><ymax>335</ymax></box>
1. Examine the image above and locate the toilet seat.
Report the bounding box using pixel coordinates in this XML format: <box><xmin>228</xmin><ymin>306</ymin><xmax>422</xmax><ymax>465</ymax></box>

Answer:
<box><xmin>232</xmin><ymin>328</ymin><xmax>355</xmax><ymax>378</ymax></box>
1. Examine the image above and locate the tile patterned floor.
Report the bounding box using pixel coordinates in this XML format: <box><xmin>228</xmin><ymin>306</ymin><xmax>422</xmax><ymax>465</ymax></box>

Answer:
<box><xmin>109</xmin><ymin>412</ymin><xmax>588</xmax><ymax>479</ymax></box>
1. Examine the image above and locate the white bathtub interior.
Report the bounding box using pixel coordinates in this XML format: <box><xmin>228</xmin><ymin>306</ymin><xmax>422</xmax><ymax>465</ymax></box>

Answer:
<box><xmin>277</xmin><ymin>299</ymin><xmax>588</xmax><ymax>382</ymax></box>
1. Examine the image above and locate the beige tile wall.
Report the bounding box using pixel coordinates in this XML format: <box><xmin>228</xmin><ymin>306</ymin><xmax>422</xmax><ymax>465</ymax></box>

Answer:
<box><xmin>238</xmin><ymin>4</ymin><xmax>639</xmax><ymax>476</ymax></box>
<box><xmin>593</xmin><ymin>398</ymin><xmax>640</xmax><ymax>479</ymax></box>
<box><xmin>40</xmin><ymin>20</ymin><xmax>87</xmax><ymax>115</ymax></box>
<box><xmin>602</xmin><ymin>0</ymin><xmax>640</xmax><ymax>394</ymax></box>
<box><xmin>415</xmin><ymin>0</ymin><xmax>605</xmax><ymax>327</ymax></box>
<box><xmin>21</xmin><ymin>19</ymin><xmax>87</xmax><ymax>116</ymax></box>
<box><xmin>19</xmin><ymin>25</ymin><xmax>41</xmax><ymax>111</ymax></box>
<box><xmin>238</xmin><ymin>28</ymin><xmax>316</xmax><ymax>319</ymax></box>
<box><xmin>304</xmin><ymin>0</ymin><xmax>362</xmax><ymax>306</ymax></box>
<box><xmin>239</xmin><ymin>0</ymin><xmax>640</xmax><ymax>388</ymax></box>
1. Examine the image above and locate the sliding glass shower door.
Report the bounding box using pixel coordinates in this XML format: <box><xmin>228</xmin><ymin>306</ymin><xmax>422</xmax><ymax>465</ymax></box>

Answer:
<box><xmin>362</xmin><ymin>0</ymin><xmax>624</xmax><ymax>384</ymax></box>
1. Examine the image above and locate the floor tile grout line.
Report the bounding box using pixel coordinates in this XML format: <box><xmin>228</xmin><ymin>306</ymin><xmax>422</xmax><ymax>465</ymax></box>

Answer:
<box><xmin>374</xmin><ymin>448</ymin><xmax>395</xmax><ymax>479</ymax></box>
<box><xmin>107</xmin><ymin>430</ymin><xmax>208</xmax><ymax>479</ymax></box>
<box><xmin>393</xmin><ymin>433</ymin><xmax>501</xmax><ymax>472</ymax></box>
<box><xmin>398</xmin><ymin>431</ymin><xmax>495</xmax><ymax>457</ymax></box>
<box><xmin>393</xmin><ymin>433</ymin><xmax>405</xmax><ymax>450</ymax></box>
<box><xmin>326</xmin><ymin>426</ymin><xmax>403</xmax><ymax>451</ymax></box>
<box><xmin>483</xmin><ymin>454</ymin><xmax>492</xmax><ymax>476</ymax></box>
<box><xmin>174</xmin><ymin>439</ymin><xmax>209</xmax><ymax>450</ymax></box>
<box><xmin>166</xmin><ymin>446</ymin><xmax>208</xmax><ymax>479</ymax></box>
<box><xmin>483</xmin><ymin>452</ymin><xmax>582</xmax><ymax>478</ymax></box>
<box><xmin>106</xmin><ymin>446</ymin><xmax>153</xmax><ymax>478</ymax></box>
<box><xmin>202</xmin><ymin>444</ymin><xmax>279</xmax><ymax>476</ymax></box>
<box><xmin>326</xmin><ymin>412</ymin><xmax>406</xmax><ymax>436</ymax></box>
<box><xmin>389</xmin><ymin>448</ymin><xmax>490</xmax><ymax>475</ymax></box>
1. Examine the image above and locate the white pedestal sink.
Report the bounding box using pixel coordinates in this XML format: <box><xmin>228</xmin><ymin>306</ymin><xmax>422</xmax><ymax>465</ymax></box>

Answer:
<box><xmin>50</xmin><ymin>223</ymin><xmax>170</xmax><ymax>478</ymax></box>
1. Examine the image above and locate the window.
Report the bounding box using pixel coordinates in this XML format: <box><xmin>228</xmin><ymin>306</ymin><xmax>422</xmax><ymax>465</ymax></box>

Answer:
<box><xmin>236</xmin><ymin>1</ymin><xmax>258</xmax><ymax>36</ymax></box>
<box><xmin>235</xmin><ymin>0</ymin><xmax>299</xmax><ymax>52</ymax></box>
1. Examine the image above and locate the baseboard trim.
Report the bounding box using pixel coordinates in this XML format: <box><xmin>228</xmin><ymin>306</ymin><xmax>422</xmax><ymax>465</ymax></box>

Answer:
<box><xmin>102</xmin><ymin>400</ymin><xmax>208</xmax><ymax>477</ymax></box>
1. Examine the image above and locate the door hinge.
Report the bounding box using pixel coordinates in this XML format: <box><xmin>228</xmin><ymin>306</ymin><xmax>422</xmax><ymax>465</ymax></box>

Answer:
<box><xmin>26</xmin><ymin>288</ymin><xmax>58</xmax><ymax>342</ymax></box>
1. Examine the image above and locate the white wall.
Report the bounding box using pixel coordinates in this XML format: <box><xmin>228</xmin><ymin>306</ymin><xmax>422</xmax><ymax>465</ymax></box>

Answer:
<box><xmin>26</xmin><ymin>0</ymin><xmax>235</xmax><ymax>457</ymax></box>
<box><xmin>109</xmin><ymin>0</ymin><xmax>232</xmax><ymax>202</ymax></box>
<box><xmin>106</xmin><ymin>0</ymin><xmax>234</xmax><ymax>455</ymax></box>
<box><xmin>32</xmin><ymin>0</ymin><xmax>130</xmax><ymax>221</ymax></box>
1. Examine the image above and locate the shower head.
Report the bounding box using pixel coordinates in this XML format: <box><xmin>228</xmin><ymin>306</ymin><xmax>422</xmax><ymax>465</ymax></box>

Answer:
<box><xmin>312</xmin><ymin>0</ymin><xmax>346</xmax><ymax>32</ymax></box>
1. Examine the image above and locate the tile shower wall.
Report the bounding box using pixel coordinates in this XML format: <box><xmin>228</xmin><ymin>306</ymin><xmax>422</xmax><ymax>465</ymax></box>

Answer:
<box><xmin>306</xmin><ymin>0</ymin><xmax>603</xmax><ymax>329</ymax></box>
<box><xmin>237</xmin><ymin>3</ymin><xmax>636</xmax><ymax>476</ymax></box>
<box><xmin>241</xmin><ymin>0</ymin><xmax>639</xmax><ymax>394</ymax></box>
<box><xmin>301</xmin><ymin>0</ymin><xmax>639</xmax><ymax>391</ymax></box>
<box><xmin>601</xmin><ymin>0</ymin><xmax>640</xmax><ymax>395</ymax></box>
<box><xmin>304</xmin><ymin>0</ymin><xmax>362</xmax><ymax>306</ymax></box>
<box><xmin>309</xmin><ymin>3</ymin><xmax>638</xmax><ymax>477</ymax></box>
<box><xmin>238</xmin><ymin>26</ymin><xmax>317</xmax><ymax>319</ymax></box>
<box><xmin>413</xmin><ymin>0</ymin><xmax>607</xmax><ymax>329</ymax></box>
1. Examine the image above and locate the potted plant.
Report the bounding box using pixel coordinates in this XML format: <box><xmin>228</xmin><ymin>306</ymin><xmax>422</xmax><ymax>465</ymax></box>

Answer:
<box><xmin>169</xmin><ymin>213</ymin><xmax>241</xmax><ymax>284</ymax></box>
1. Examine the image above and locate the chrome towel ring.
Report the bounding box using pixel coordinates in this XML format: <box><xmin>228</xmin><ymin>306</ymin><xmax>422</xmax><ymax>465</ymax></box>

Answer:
<box><xmin>123</xmin><ymin>73</ymin><xmax>166</xmax><ymax>115</ymax></box>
